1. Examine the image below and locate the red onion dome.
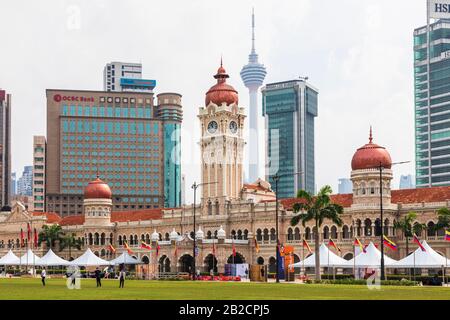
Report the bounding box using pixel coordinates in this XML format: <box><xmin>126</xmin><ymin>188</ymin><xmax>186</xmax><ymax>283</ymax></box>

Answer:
<box><xmin>84</xmin><ymin>177</ymin><xmax>112</xmax><ymax>199</ymax></box>
<box><xmin>205</xmin><ymin>61</ymin><xmax>239</xmax><ymax>106</ymax></box>
<box><xmin>351</xmin><ymin>128</ymin><xmax>392</xmax><ymax>170</ymax></box>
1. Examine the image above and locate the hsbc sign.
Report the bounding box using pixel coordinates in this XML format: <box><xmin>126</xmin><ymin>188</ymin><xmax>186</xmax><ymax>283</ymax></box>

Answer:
<box><xmin>53</xmin><ymin>94</ymin><xmax>94</xmax><ymax>103</ymax></box>
<box><xmin>429</xmin><ymin>0</ymin><xmax>450</xmax><ymax>18</ymax></box>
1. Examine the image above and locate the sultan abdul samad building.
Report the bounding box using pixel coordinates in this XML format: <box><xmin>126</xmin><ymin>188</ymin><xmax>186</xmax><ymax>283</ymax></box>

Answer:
<box><xmin>0</xmin><ymin>63</ymin><xmax>450</xmax><ymax>275</ymax></box>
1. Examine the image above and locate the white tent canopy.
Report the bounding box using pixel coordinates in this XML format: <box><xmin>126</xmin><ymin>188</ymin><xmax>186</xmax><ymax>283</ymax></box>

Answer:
<box><xmin>19</xmin><ymin>249</ymin><xmax>41</xmax><ymax>265</ymax></box>
<box><xmin>0</xmin><ymin>250</ymin><xmax>20</xmax><ymax>265</ymax></box>
<box><xmin>349</xmin><ymin>242</ymin><xmax>397</xmax><ymax>268</ymax></box>
<box><xmin>37</xmin><ymin>249</ymin><xmax>70</xmax><ymax>266</ymax></box>
<box><xmin>391</xmin><ymin>240</ymin><xmax>450</xmax><ymax>268</ymax></box>
<box><xmin>109</xmin><ymin>252</ymin><xmax>141</xmax><ymax>265</ymax></box>
<box><xmin>289</xmin><ymin>243</ymin><xmax>352</xmax><ymax>268</ymax></box>
<box><xmin>70</xmin><ymin>248</ymin><xmax>112</xmax><ymax>266</ymax></box>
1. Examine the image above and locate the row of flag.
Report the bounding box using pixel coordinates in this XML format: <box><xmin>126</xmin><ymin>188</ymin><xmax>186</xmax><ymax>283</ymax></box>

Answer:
<box><xmin>18</xmin><ymin>223</ymin><xmax>38</xmax><ymax>248</ymax></box>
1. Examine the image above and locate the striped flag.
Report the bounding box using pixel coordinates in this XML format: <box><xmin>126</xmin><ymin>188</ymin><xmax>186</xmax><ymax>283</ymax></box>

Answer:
<box><xmin>383</xmin><ymin>235</ymin><xmax>397</xmax><ymax>251</ymax></box>
<box><xmin>354</xmin><ymin>238</ymin><xmax>366</xmax><ymax>253</ymax></box>
<box><xmin>302</xmin><ymin>239</ymin><xmax>312</xmax><ymax>254</ymax></box>
<box><xmin>108</xmin><ymin>244</ymin><xmax>116</xmax><ymax>253</ymax></box>
<box><xmin>124</xmin><ymin>241</ymin><xmax>134</xmax><ymax>254</ymax></box>
<box><xmin>413</xmin><ymin>234</ymin><xmax>426</xmax><ymax>252</ymax></box>
<box><xmin>253</xmin><ymin>236</ymin><xmax>260</xmax><ymax>253</ymax></box>
<box><xmin>33</xmin><ymin>228</ymin><xmax>38</xmax><ymax>249</ymax></box>
<box><xmin>328</xmin><ymin>238</ymin><xmax>341</xmax><ymax>252</ymax></box>
<box><xmin>445</xmin><ymin>230</ymin><xmax>450</xmax><ymax>242</ymax></box>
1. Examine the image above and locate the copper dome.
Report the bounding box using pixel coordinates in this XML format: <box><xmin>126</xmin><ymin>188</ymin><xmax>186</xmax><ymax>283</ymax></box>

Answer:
<box><xmin>84</xmin><ymin>177</ymin><xmax>112</xmax><ymax>199</ymax></box>
<box><xmin>205</xmin><ymin>62</ymin><xmax>239</xmax><ymax>106</ymax></box>
<box><xmin>351</xmin><ymin>128</ymin><xmax>392</xmax><ymax>170</ymax></box>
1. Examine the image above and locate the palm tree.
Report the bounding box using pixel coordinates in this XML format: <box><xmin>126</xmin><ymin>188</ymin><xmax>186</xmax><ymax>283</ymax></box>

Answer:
<box><xmin>38</xmin><ymin>224</ymin><xmax>64</xmax><ymax>252</ymax></box>
<box><xmin>290</xmin><ymin>185</ymin><xmax>343</xmax><ymax>281</ymax></box>
<box><xmin>59</xmin><ymin>233</ymin><xmax>83</xmax><ymax>258</ymax></box>
<box><xmin>393</xmin><ymin>211</ymin><xmax>426</xmax><ymax>255</ymax></box>
<box><xmin>433</xmin><ymin>207</ymin><xmax>450</xmax><ymax>236</ymax></box>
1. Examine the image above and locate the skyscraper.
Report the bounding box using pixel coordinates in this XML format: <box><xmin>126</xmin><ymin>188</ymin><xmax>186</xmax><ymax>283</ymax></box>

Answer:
<box><xmin>33</xmin><ymin>135</ymin><xmax>46</xmax><ymax>212</ymax></box>
<box><xmin>240</xmin><ymin>9</ymin><xmax>267</xmax><ymax>183</ymax></box>
<box><xmin>103</xmin><ymin>62</ymin><xmax>156</xmax><ymax>93</ymax></box>
<box><xmin>414</xmin><ymin>19</ymin><xmax>450</xmax><ymax>187</ymax></box>
<box><xmin>45</xmin><ymin>89</ymin><xmax>182</xmax><ymax>216</ymax></box>
<box><xmin>17</xmin><ymin>166</ymin><xmax>33</xmax><ymax>196</ymax></box>
<box><xmin>0</xmin><ymin>90</ymin><xmax>11</xmax><ymax>208</ymax></box>
<box><xmin>338</xmin><ymin>178</ymin><xmax>352</xmax><ymax>194</ymax></box>
<box><xmin>262</xmin><ymin>79</ymin><xmax>318</xmax><ymax>197</ymax></box>
<box><xmin>399</xmin><ymin>174</ymin><xmax>415</xmax><ymax>189</ymax></box>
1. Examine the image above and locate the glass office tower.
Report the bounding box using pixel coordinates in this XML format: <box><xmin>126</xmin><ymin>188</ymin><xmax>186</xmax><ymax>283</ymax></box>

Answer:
<box><xmin>414</xmin><ymin>19</ymin><xmax>450</xmax><ymax>187</ymax></box>
<box><xmin>262</xmin><ymin>80</ymin><xmax>318</xmax><ymax>198</ymax></box>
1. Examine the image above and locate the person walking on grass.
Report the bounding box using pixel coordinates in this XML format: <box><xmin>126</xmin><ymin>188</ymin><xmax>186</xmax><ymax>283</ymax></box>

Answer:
<box><xmin>95</xmin><ymin>267</ymin><xmax>102</xmax><ymax>287</ymax></box>
<box><xmin>119</xmin><ymin>266</ymin><xmax>125</xmax><ymax>288</ymax></box>
<box><xmin>41</xmin><ymin>268</ymin><xmax>46</xmax><ymax>286</ymax></box>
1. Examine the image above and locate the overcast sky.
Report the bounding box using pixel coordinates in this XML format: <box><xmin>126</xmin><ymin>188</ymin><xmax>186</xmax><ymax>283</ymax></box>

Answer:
<box><xmin>1</xmin><ymin>0</ymin><xmax>427</xmax><ymax>202</ymax></box>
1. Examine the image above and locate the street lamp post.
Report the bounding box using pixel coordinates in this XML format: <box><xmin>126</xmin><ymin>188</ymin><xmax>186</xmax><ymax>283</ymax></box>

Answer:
<box><xmin>272</xmin><ymin>171</ymin><xmax>303</xmax><ymax>283</ymax></box>
<box><xmin>191</xmin><ymin>181</ymin><xmax>217</xmax><ymax>281</ymax></box>
<box><xmin>378</xmin><ymin>161</ymin><xmax>409</xmax><ymax>280</ymax></box>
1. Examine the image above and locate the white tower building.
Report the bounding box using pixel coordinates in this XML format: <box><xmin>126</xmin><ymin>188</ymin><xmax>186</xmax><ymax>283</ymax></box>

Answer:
<box><xmin>240</xmin><ymin>9</ymin><xmax>267</xmax><ymax>183</ymax></box>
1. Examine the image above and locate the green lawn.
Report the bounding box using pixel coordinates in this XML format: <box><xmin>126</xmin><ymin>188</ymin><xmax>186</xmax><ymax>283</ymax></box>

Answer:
<box><xmin>0</xmin><ymin>278</ymin><xmax>448</xmax><ymax>300</ymax></box>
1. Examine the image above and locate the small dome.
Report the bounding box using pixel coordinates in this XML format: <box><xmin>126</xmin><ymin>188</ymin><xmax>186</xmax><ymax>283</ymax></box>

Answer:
<box><xmin>205</xmin><ymin>61</ymin><xmax>239</xmax><ymax>106</ymax></box>
<box><xmin>196</xmin><ymin>226</ymin><xmax>204</xmax><ymax>240</ymax></box>
<box><xmin>84</xmin><ymin>177</ymin><xmax>112</xmax><ymax>199</ymax></box>
<box><xmin>169</xmin><ymin>228</ymin><xmax>179</xmax><ymax>241</ymax></box>
<box><xmin>217</xmin><ymin>225</ymin><xmax>226</xmax><ymax>239</ymax></box>
<box><xmin>151</xmin><ymin>230</ymin><xmax>159</xmax><ymax>241</ymax></box>
<box><xmin>351</xmin><ymin>128</ymin><xmax>392</xmax><ymax>170</ymax></box>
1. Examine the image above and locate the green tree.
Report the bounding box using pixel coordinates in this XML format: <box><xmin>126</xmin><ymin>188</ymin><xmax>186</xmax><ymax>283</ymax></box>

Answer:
<box><xmin>59</xmin><ymin>233</ymin><xmax>83</xmax><ymax>257</ymax></box>
<box><xmin>290</xmin><ymin>185</ymin><xmax>343</xmax><ymax>281</ymax></box>
<box><xmin>433</xmin><ymin>207</ymin><xmax>450</xmax><ymax>235</ymax></box>
<box><xmin>393</xmin><ymin>211</ymin><xmax>426</xmax><ymax>255</ymax></box>
<box><xmin>38</xmin><ymin>224</ymin><xmax>64</xmax><ymax>252</ymax></box>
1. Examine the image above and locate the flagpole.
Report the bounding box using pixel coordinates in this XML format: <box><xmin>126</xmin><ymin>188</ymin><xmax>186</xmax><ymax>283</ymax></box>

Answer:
<box><xmin>353</xmin><ymin>242</ymin><xmax>356</xmax><ymax>279</ymax></box>
<box><xmin>302</xmin><ymin>242</ymin><xmax>304</xmax><ymax>279</ymax></box>
<box><xmin>413</xmin><ymin>250</ymin><xmax>416</xmax><ymax>282</ymax></box>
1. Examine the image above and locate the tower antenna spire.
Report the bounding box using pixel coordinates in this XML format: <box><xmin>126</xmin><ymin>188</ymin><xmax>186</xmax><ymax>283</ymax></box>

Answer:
<box><xmin>369</xmin><ymin>125</ymin><xmax>373</xmax><ymax>144</ymax></box>
<box><xmin>251</xmin><ymin>7</ymin><xmax>255</xmax><ymax>53</ymax></box>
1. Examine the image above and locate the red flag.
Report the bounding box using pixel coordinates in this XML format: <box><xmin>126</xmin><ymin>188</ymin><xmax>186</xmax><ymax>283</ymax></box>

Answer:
<box><xmin>156</xmin><ymin>241</ymin><xmax>160</xmax><ymax>256</ymax></box>
<box><xmin>27</xmin><ymin>223</ymin><xmax>31</xmax><ymax>242</ymax></box>
<box><xmin>413</xmin><ymin>234</ymin><xmax>426</xmax><ymax>252</ymax></box>
<box><xmin>108</xmin><ymin>244</ymin><xmax>116</xmax><ymax>253</ymax></box>
<box><xmin>302</xmin><ymin>239</ymin><xmax>312</xmax><ymax>254</ymax></box>
<box><xmin>33</xmin><ymin>228</ymin><xmax>38</xmax><ymax>249</ymax></box>
<box><xmin>123</xmin><ymin>241</ymin><xmax>134</xmax><ymax>255</ymax></box>
<box><xmin>20</xmin><ymin>229</ymin><xmax>24</xmax><ymax>247</ymax></box>
<box><xmin>354</xmin><ymin>238</ymin><xmax>366</xmax><ymax>253</ymax></box>
<box><xmin>141</xmin><ymin>241</ymin><xmax>152</xmax><ymax>250</ymax></box>
<box><xmin>328</xmin><ymin>238</ymin><xmax>341</xmax><ymax>252</ymax></box>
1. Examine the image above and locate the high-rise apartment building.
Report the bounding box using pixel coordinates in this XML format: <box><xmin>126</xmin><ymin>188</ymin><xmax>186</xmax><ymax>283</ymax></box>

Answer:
<box><xmin>103</xmin><ymin>62</ymin><xmax>156</xmax><ymax>93</ymax></box>
<box><xmin>45</xmin><ymin>89</ymin><xmax>182</xmax><ymax>216</ymax></box>
<box><xmin>240</xmin><ymin>9</ymin><xmax>267</xmax><ymax>183</ymax></box>
<box><xmin>33</xmin><ymin>136</ymin><xmax>46</xmax><ymax>212</ymax></box>
<box><xmin>17</xmin><ymin>165</ymin><xmax>33</xmax><ymax>196</ymax></box>
<box><xmin>262</xmin><ymin>80</ymin><xmax>318</xmax><ymax>197</ymax></box>
<box><xmin>0</xmin><ymin>90</ymin><xmax>11</xmax><ymax>208</ymax></box>
<box><xmin>414</xmin><ymin>19</ymin><xmax>450</xmax><ymax>187</ymax></box>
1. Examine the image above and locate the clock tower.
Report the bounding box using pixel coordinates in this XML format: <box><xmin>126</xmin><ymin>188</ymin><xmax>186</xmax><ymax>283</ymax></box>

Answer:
<box><xmin>198</xmin><ymin>62</ymin><xmax>246</xmax><ymax>214</ymax></box>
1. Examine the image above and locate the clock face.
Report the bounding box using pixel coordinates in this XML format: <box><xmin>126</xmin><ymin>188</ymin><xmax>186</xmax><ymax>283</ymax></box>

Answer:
<box><xmin>207</xmin><ymin>121</ymin><xmax>218</xmax><ymax>133</ymax></box>
<box><xmin>229</xmin><ymin>121</ymin><xmax>238</xmax><ymax>133</ymax></box>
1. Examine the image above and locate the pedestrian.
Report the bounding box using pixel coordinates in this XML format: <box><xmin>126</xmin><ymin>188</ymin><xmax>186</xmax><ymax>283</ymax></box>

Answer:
<box><xmin>119</xmin><ymin>267</ymin><xmax>125</xmax><ymax>288</ymax></box>
<box><xmin>95</xmin><ymin>267</ymin><xmax>102</xmax><ymax>287</ymax></box>
<box><xmin>41</xmin><ymin>268</ymin><xmax>46</xmax><ymax>286</ymax></box>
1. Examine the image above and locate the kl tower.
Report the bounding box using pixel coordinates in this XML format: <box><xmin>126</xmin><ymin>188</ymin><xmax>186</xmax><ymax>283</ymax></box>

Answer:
<box><xmin>240</xmin><ymin>8</ymin><xmax>267</xmax><ymax>183</ymax></box>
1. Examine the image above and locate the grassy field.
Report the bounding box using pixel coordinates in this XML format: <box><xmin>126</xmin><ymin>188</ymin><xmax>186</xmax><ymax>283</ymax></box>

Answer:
<box><xmin>0</xmin><ymin>278</ymin><xmax>449</xmax><ymax>300</ymax></box>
